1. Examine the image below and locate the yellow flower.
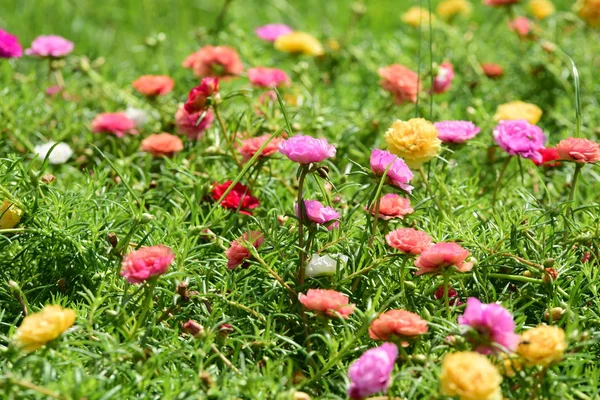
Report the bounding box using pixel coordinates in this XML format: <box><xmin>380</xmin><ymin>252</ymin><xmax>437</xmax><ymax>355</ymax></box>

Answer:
<box><xmin>402</xmin><ymin>7</ymin><xmax>436</xmax><ymax>27</ymax></box>
<box><xmin>576</xmin><ymin>0</ymin><xmax>600</xmax><ymax>27</ymax></box>
<box><xmin>497</xmin><ymin>352</ymin><xmax>523</xmax><ymax>377</ymax></box>
<box><xmin>274</xmin><ymin>32</ymin><xmax>324</xmax><ymax>56</ymax></box>
<box><xmin>437</xmin><ymin>0</ymin><xmax>472</xmax><ymax>20</ymax></box>
<box><xmin>14</xmin><ymin>305</ymin><xmax>76</xmax><ymax>351</ymax></box>
<box><xmin>529</xmin><ymin>0</ymin><xmax>555</xmax><ymax>19</ymax></box>
<box><xmin>493</xmin><ymin>101</ymin><xmax>543</xmax><ymax>124</ymax></box>
<box><xmin>0</xmin><ymin>200</ymin><xmax>22</xmax><ymax>229</ymax></box>
<box><xmin>384</xmin><ymin>118</ymin><xmax>441</xmax><ymax>169</ymax></box>
<box><xmin>440</xmin><ymin>351</ymin><xmax>503</xmax><ymax>400</ymax></box>
<box><xmin>517</xmin><ymin>325</ymin><xmax>566</xmax><ymax>367</ymax></box>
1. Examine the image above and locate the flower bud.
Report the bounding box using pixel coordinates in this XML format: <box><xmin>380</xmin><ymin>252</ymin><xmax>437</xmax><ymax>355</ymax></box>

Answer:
<box><xmin>542</xmin><ymin>267</ymin><xmax>558</xmax><ymax>284</ymax></box>
<box><xmin>182</xmin><ymin>320</ymin><xmax>204</xmax><ymax>338</ymax></box>
<box><xmin>543</xmin><ymin>258</ymin><xmax>555</xmax><ymax>268</ymax></box>
<box><xmin>139</xmin><ymin>213</ymin><xmax>154</xmax><ymax>224</ymax></box>
<box><xmin>293</xmin><ymin>391</ymin><xmax>311</xmax><ymax>400</ymax></box>
<box><xmin>544</xmin><ymin>307</ymin><xmax>565</xmax><ymax>322</ymax></box>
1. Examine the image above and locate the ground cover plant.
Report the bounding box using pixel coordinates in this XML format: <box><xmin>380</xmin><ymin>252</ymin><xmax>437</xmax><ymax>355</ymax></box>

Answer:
<box><xmin>1</xmin><ymin>0</ymin><xmax>600</xmax><ymax>398</ymax></box>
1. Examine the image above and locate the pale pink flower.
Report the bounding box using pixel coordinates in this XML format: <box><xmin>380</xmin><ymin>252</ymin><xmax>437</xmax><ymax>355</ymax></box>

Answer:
<box><xmin>175</xmin><ymin>105</ymin><xmax>214</xmax><ymax>140</ymax></box>
<box><xmin>493</xmin><ymin>120</ymin><xmax>546</xmax><ymax>163</ymax></box>
<box><xmin>385</xmin><ymin>228</ymin><xmax>432</xmax><ymax>255</ymax></box>
<box><xmin>378</xmin><ymin>64</ymin><xmax>420</xmax><ymax>104</ymax></box>
<box><xmin>121</xmin><ymin>245</ymin><xmax>174</xmax><ymax>284</ymax></box>
<box><xmin>26</xmin><ymin>35</ymin><xmax>73</xmax><ymax>57</ymax></box>
<box><xmin>298</xmin><ymin>289</ymin><xmax>355</xmax><ymax>318</ymax></box>
<box><xmin>434</xmin><ymin>121</ymin><xmax>481</xmax><ymax>144</ymax></box>
<box><xmin>0</xmin><ymin>29</ymin><xmax>23</xmax><ymax>58</ymax></box>
<box><xmin>279</xmin><ymin>135</ymin><xmax>336</xmax><ymax>164</ymax></box>
<box><xmin>255</xmin><ymin>23</ymin><xmax>293</xmax><ymax>41</ymax></box>
<box><xmin>182</xmin><ymin>45</ymin><xmax>243</xmax><ymax>78</ymax></box>
<box><xmin>296</xmin><ymin>200</ymin><xmax>340</xmax><ymax>230</ymax></box>
<box><xmin>92</xmin><ymin>113</ymin><xmax>137</xmax><ymax>137</ymax></box>
<box><xmin>370</xmin><ymin>149</ymin><xmax>414</xmax><ymax>193</ymax></box>
<box><xmin>225</xmin><ymin>231</ymin><xmax>264</xmax><ymax>269</ymax></box>
<box><xmin>433</xmin><ymin>62</ymin><xmax>455</xmax><ymax>94</ymax></box>
<box><xmin>556</xmin><ymin>138</ymin><xmax>600</xmax><ymax>163</ymax></box>
<box><xmin>348</xmin><ymin>343</ymin><xmax>398</xmax><ymax>399</ymax></box>
<box><xmin>414</xmin><ymin>242</ymin><xmax>474</xmax><ymax>276</ymax></box>
<box><xmin>366</xmin><ymin>194</ymin><xmax>414</xmax><ymax>220</ymax></box>
<box><xmin>238</xmin><ymin>134</ymin><xmax>283</xmax><ymax>160</ymax></box>
<box><xmin>509</xmin><ymin>17</ymin><xmax>532</xmax><ymax>37</ymax></box>
<box><xmin>248</xmin><ymin>67</ymin><xmax>290</xmax><ymax>88</ymax></box>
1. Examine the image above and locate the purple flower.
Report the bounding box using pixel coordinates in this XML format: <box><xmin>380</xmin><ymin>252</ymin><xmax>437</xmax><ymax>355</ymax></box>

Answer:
<box><xmin>255</xmin><ymin>23</ymin><xmax>293</xmax><ymax>41</ymax></box>
<box><xmin>493</xmin><ymin>119</ymin><xmax>546</xmax><ymax>163</ymax></box>
<box><xmin>26</xmin><ymin>35</ymin><xmax>74</xmax><ymax>57</ymax></box>
<box><xmin>434</xmin><ymin>121</ymin><xmax>481</xmax><ymax>144</ymax></box>
<box><xmin>348</xmin><ymin>343</ymin><xmax>398</xmax><ymax>399</ymax></box>
<box><xmin>0</xmin><ymin>29</ymin><xmax>23</xmax><ymax>58</ymax></box>
<box><xmin>279</xmin><ymin>135</ymin><xmax>336</xmax><ymax>164</ymax></box>
<box><xmin>296</xmin><ymin>200</ymin><xmax>339</xmax><ymax>230</ymax></box>
<box><xmin>458</xmin><ymin>297</ymin><xmax>520</xmax><ymax>355</ymax></box>
<box><xmin>370</xmin><ymin>149</ymin><xmax>414</xmax><ymax>193</ymax></box>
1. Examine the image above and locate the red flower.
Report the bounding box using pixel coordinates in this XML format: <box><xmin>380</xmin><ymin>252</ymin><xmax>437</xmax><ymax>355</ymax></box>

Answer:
<box><xmin>211</xmin><ymin>181</ymin><xmax>259</xmax><ymax>215</ymax></box>
<box><xmin>184</xmin><ymin>77</ymin><xmax>219</xmax><ymax>113</ymax></box>
<box><xmin>533</xmin><ymin>147</ymin><xmax>561</xmax><ymax>167</ymax></box>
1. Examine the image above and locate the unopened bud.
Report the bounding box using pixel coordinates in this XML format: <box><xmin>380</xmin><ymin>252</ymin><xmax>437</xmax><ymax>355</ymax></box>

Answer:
<box><xmin>199</xmin><ymin>371</ymin><xmax>214</xmax><ymax>387</ymax></box>
<box><xmin>544</xmin><ymin>307</ymin><xmax>565</xmax><ymax>321</ymax></box>
<box><xmin>139</xmin><ymin>213</ymin><xmax>154</xmax><ymax>224</ymax></box>
<box><xmin>177</xmin><ymin>281</ymin><xmax>190</xmax><ymax>301</ymax></box>
<box><xmin>293</xmin><ymin>391</ymin><xmax>311</xmax><ymax>400</ymax></box>
<box><xmin>8</xmin><ymin>280</ymin><xmax>20</xmax><ymax>291</ymax></box>
<box><xmin>107</xmin><ymin>232</ymin><xmax>119</xmax><ymax>248</ymax></box>
<box><xmin>542</xmin><ymin>267</ymin><xmax>559</xmax><ymax>284</ymax></box>
<box><xmin>523</xmin><ymin>270</ymin><xmax>532</xmax><ymax>277</ymax></box>
<box><xmin>182</xmin><ymin>320</ymin><xmax>204</xmax><ymax>338</ymax></box>
<box><xmin>41</xmin><ymin>174</ymin><xmax>56</xmax><ymax>184</ymax></box>
<box><xmin>543</xmin><ymin>258</ymin><xmax>555</xmax><ymax>268</ymax></box>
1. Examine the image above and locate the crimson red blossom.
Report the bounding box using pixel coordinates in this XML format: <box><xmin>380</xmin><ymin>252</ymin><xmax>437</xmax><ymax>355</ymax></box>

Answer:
<box><xmin>211</xmin><ymin>181</ymin><xmax>259</xmax><ymax>215</ymax></box>
<box><xmin>184</xmin><ymin>77</ymin><xmax>219</xmax><ymax>113</ymax></box>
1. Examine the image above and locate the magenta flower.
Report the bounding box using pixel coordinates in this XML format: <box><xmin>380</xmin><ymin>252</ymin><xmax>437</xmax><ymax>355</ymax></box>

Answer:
<box><xmin>458</xmin><ymin>297</ymin><xmax>520</xmax><ymax>355</ymax></box>
<box><xmin>0</xmin><ymin>29</ymin><xmax>23</xmax><ymax>58</ymax></box>
<box><xmin>26</xmin><ymin>35</ymin><xmax>73</xmax><ymax>57</ymax></box>
<box><xmin>247</xmin><ymin>67</ymin><xmax>290</xmax><ymax>88</ymax></box>
<box><xmin>121</xmin><ymin>245</ymin><xmax>174</xmax><ymax>284</ymax></box>
<box><xmin>296</xmin><ymin>200</ymin><xmax>339</xmax><ymax>230</ymax></box>
<box><xmin>255</xmin><ymin>23</ymin><xmax>293</xmax><ymax>41</ymax></box>
<box><xmin>434</xmin><ymin>121</ymin><xmax>481</xmax><ymax>144</ymax></box>
<box><xmin>370</xmin><ymin>149</ymin><xmax>414</xmax><ymax>193</ymax></box>
<box><xmin>433</xmin><ymin>62</ymin><xmax>455</xmax><ymax>94</ymax></box>
<box><xmin>348</xmin><ymin>343</ymin><xmax>398</xmax><ymax>399</ymax></box>
<box><xmin>92</xmin><ymin>112</ymin><xmax>137</xmax><ymax>137</ymax></box>
<box><xmin>493</xmin><ymin>120</ymin><xmax>546</xmax><ymax>163</ymax></box>
<box><xmin>279</xmin><ymin>135</ymin><xmax>336</xmax><ymax>164</ymax></box>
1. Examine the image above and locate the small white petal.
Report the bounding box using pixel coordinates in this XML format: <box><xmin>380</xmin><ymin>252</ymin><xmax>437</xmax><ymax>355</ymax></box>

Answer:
<box><xmin>305</xmin><ymin>253</ymin><xmax>348</xmax><ymax>278</ymax></box>
<box><xmin>34</xmin><ymin>141</ymin><xmax>73</xmax><ymax>165</ymax></box>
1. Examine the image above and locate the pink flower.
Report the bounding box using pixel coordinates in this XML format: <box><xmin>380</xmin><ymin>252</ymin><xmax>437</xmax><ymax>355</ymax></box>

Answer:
<box><xmin>184</xmin><ymin>77</ymin><xmax>219</xmax><ymax>113</ymax></box>
<box><xmin>298</xmin><ymin>289</ymin><xmax>355</xmax><ymax>318</ymax></box>
<box><xmin>434</xmin><ymin>121</ymin><xmax>481</xmax><ymax>144</ymax></box>
<box><xmin>26</xmin><ymin>35</ymin><xmax>73</xmax><ymax>57</ymax></box>
<box><xmin>433</xmin><ymin>62</ymin><xmax>455</xmax><ymax>94</ymax></box>
<box><xmin>366</xmin><ymin>194</ymin><xmax>414</xmax><ymax>220</ymax></box>
<box><xmin>370</xmin><ymin>149</ymin><xmax>414</xmax><ymax>193</ymax></box>
<box><xmin>369</xmin><ymin>310</ymin><xmax>429</xmax><ymax>342</ymax></box>
<box><xmin>92</xmin><ymin>113</ymin><xmax>137</xmax><ymax>137</ymax></box>
<box><xmin>45</xmin><ymin>85</ymin><xmax>63</xmax><ymax>97</ymax></box>
<box><xmin>556</xmin><ymin>138</ymin><xmax>600</xmax><ymax>163</ymax></box>
<box><xmin>296</xmin><ymin>200</ymin><xmax>340</xmax><ymax>229</ymax></box>
<box><xmin>348</xmin><ymin>343</ymin><xmax>398</xmax><ymax>399</ymax></box>
<box><xmin>140</xmin><ymin>133</ymin><xmax>184</xmax><ymax>157</ymax></box>
<box><xmin>484</xmin><ymin>0</ymin><xmax>520</xmax><ymax>6</ymax></box>
<box><xmin>247</xmin><ymin>67</ymin><xmax>290</xmax><ymax>88</ymax></box>
<box><xmin>279</xmin><ymin>135</ymin><xmax>336</xmax><ymax>164</ymax></box>
<box><xmin>458</xmin><ymin>297</ymin><xmax>520</xmax><ymax>354</ymax></box>
<box><xmin>255</xmin><ymin>23</ymin><xmax>294</xmax><ymax>41</ymax></box>
<box><xmin>509</xmin><ymin>17</ymin><xmax>531</xmax><ymax>37</ymax></box>
<box><xmin>532</xmin><ymin>147</ymin><xmax>561</xmax><ymax>167</ymax></box>
<box><xmin>493</xmin><ymin>120</ymin><xmax>546</xmax><ymax>163</ymax></box>
<box><xmin>385</xmin><ymin>228</ymin><xmax>432</xmax><ymax>255</ymax></box>
<box><xmin>182</xmin><ymin>45</ymin><xmax>243</xmax><ymax>78</ymax></box>
<box><xmin>225</xmin><ymin>231</ymin><xmax>264</xmax><ymax>269</ymax></box>
<box><xmin>414</xmin><ymin>242</ymin><xmax>474</xmax><ymax>276</ymax></box>
<box><xmin>434</xmin><ymin>286</ymin><xmax>463</xmax><ymax>306</ymax></box>
<box><xmin>0</xmin><ymin>29</ymin><xmax>23</xmax><ymax>58</ymax></box>
<box><xmin>175</xmin><ymin>105</ymin><xmax>214</xmax><ymax>140</ymax></box>
<box><xmin>238</xmin><ymin>134</ymin><xmax>284</xmax><ymax>160</ymax></box>
<box><xmin>121</xmin><ymin>245</ymin><xmax>174</xmax><ymax>284</ymax></box>
<box><xmin>378</xmin><ymin>64</ymin><xmax>420</xmax><ymax>104</ymax></box>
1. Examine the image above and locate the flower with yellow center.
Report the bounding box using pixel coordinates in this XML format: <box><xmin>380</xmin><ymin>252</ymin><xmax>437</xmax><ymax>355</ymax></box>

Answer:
<box><xmin>402</xmin><ymin>7</ymin><xmax>436</xmax><ymax>27</ymax></box>
<box><xmin>274</xmin><ymin>32</ymin><xmax>324</xmax><ymax>56</ymax></box>
<box><xmin>0</xmin><ymin>199</ymin><xmax>22</xmax><ymax>229</ymax></box>
<box><xmin>529</xmin><ymin>0</ymin><xmax>555</xmax><ymax>19</ymax></box>
<box><xmin>437</xmin><ymin>0</ymin><xmax>472</xmax><ymax>20</ymax></box>
<box><xmin>517</xmin><ymin>325</ymin><xmax>566</xmax><ymax>367</ymax></box>
<box><xmin>14</xmin><ymin>305</ymin><xmax>76</xmax><ymax>351</ymax></box>
<box><xmin>384</xmin><ymin>118</ymin><xmax>441</xmax><ymax>169</ymax></box>
<box><xmin>493</xmin><ymin>101</ymin><xmax>543</xmax><ymax>124</ymax></box>
<box><xmin>440</xmin><ymin>352</ymin><xmax>503</xmax><ymax>400</ymax></box>
<box><xmin>576</xmin><ymin>0</ymin><xmax>600</xmax><ymax>27</ymax></box>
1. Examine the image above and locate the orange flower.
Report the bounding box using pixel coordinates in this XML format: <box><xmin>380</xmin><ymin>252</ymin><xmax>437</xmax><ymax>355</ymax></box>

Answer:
<box><xmin>237</xmin><ymin>134</ymin><xmax>283</xmax><ymax>161</ymax></box>
<box><xmin>140</xmin><ymin>133</ymin><xmax>184</xmax><ymax>157</ymax></box>
<box><xmin>378</xmin><ymin>64</ymin><xmax>420</xmax><ymax>105</ymax></box>
<box><xmin>556</xmin><ymin>138</ymin><xmax>600</xmax><ymax>163</ymax></box>
<box><xmin>367</xmin><ymin>194</ymin><xmax>414</xmax><ymax>220</ymax></box>
<box><xmin>132</xmin><ymin>75</ymin><xmax>174</xmax><ymax>96</ymax></box>
<box><xmin>182</xmin><ymin>45</ymin><xmax>243</xmax><ymax>78</ymax></box>
<box><xmin>298</xmin><ymin>289</ymin><xmax>355</xmax><ymax>318</ymax></box>
<box><xmin>369</xmin><ymin>309</ymin><xmax>428</xmax><ymax>343</ymax></box>
<box><xmin>481</xmin><ymin>63</ymin><xmax>504</xmax><ymax>78</ymax></box>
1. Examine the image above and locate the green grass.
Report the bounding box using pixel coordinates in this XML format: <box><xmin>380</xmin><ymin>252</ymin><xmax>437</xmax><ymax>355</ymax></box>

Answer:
<box><xmin>1</xmin><ymin>0</ymin><xmax>600</xmax><ymax>399</ymax></box>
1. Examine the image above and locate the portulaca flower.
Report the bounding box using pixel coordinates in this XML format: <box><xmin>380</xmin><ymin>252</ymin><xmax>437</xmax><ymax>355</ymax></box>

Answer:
<box><xmin>34</xmin><ymin>141</ymin><xmax>73</xmax><ymax>165</ymax></box>
<box><xmin>305</xmin><ymin>253</ymin><xmax>348</xmax><ymax>278</ymax></box>
<box><xmin>124</xmin><ymin>106</ymin><xmax>151</xmax><ymax>127</ymax></box>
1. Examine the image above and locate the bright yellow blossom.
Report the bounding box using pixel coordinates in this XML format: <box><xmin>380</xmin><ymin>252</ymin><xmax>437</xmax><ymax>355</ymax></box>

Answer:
<box><xmin>274</xmin><ymin>32</ymin><xmax>324</xmax><ymax>56</ymax></box>
<box><xmin>576</xmin><ymin>0</ymin><xmax>600</xmax><ymax>27</ymax></box>
<box><xmin>517</xmin><ymin>325</ymin><xmax>566</xmax><ymax>367</ymax></box>
<box><xmin>384</xmin><ymin>118</ymin><xmax>441</xmax><ymax>169</ymax></box>
<box><xmin>14</xmin><ymin>305</ymin><xmax>76</xmax><ymax>351</ymax></box>
<box><xmin>529</xmin><ymin>0</ymin><xmax>555</xmax><ymax>19</ymax></box>
<box><xmin>440</xmin><ymin>351</ymin><xmax>503</xmax><ymax>400</ymax></box>
<box><xmin>0</xmin><ymin>200</ymin><xmax>22</xmax><ymax>229</ymax></box>
<box><xmin>437</xmin><ymin>0</ymin><xmax>472</xmax><ymax>20</ymax></box>
<box><xmin>493</xmin><ymin>101</ymin><xmax>543</xmax><ymax>124</ymax></box>
<box><xmin>402</xmin><ymin>7</ymin><xmax>436</xmax><ymax>27</ymax></box>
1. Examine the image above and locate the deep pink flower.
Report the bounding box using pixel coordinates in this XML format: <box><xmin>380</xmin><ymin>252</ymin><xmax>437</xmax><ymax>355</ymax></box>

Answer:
<box><xmin>433</xmin><ymin>62</ymin><xmax>455</xmax><ymax>94</ymax></box>
<box><xmin>0</xmin><ymin>29</ymin><xmax>23</xmax><ymax>58</ymax></box>
<box><xmin>348</xmin><ymin>343</ymin><xmax>398</xmax><ymax>399</ymax></box>
<box><xmin>378</xmin><ymin>64</ymin><xmax>420</xmax><ymax>104</ymax></box>
<box><xmin>556</xmin><ymin>138</ymin><xmax>600</xmax><ymax>163</ymax></box>
<box><xmin>182</xmin><ymin>45</ymin><xmax>243</xmax><ymax>78</ymax></box>
<box><xmin>211</xmin><ymin>181</ymin><xmax>259</xmax><ymax>215</ymax></box>
<box><xmin>255</xmin><ymin>23</ymin><xmax>293</xmax><ymax>41</ymax></box>
<box><xmin>121</xmin><ymin>245</ymin><xmax>174</xmax><ymax>284</ymax></box>
<box><xmin>509</xmin><ymin>17</ymin><xmax>532</xmax><ymax>37</ymax></box>
<box><xmin>184</xmin><ymin>77</ymin><xmax>219</xmax><ymax>113</ymax></box>
<box><xmin>366</xmin><ymin>194</ymin><xmax>414</xmax><ymax>220</ymax></box>
<box><xmin>296</xmin><ymin>200</ymin><xmax>340</xmax><ymax>229</ymax></box>
<box><xmin>247</xmin><ymin>67</ymin><xmax>290</xmax><ymax>88</ymax></box>
<box><xmin>238</xmin><ymin>134</ymin><xmax>284</xmax><ymax>160</ymax></box>
<box><xmin>434</xmin><ymin>285</ymin><xmax>463</xmax><ymax>306</ymax></box>
<box><xmin>279</xmin><ymin>135</ymin><xmax>336</xmax><ymax>164</ymax></box>
<box><xmin>298</xmin><ymin>289</ymin><xmax>355</xmax><ymax>318</ymax></box>
<box><xmin>26</xmin><ymin>35</ymin><xmax>73</xmax><ymax>57</ymax></box>
<box><xmin>434</xmin><ymin>121</ymin><xmax>481</xmax><ymax>144</ymax></box>
<box><xmin>92</xmin><ymin>113</ymin><xmax>137</xmax><ymax>137</ymax></box>
<box><xmin>414</xmin><ymin>242</ymin><xmax>474</xmax><ymax>276</ymax></box>
<box><xmin>225</xmin><ymin>231</ymin><xmax>264</xmax><ymax>269</ymax></box>
<box><xmin>370</xmin><ymin>149</ymin><xmax>414</xmax><ymax>193</ymax></box>
<box><xmin>385</xmin><ymin>228</ymin><xmax>432</xmax><ymax>255</ymax></box>
<box><xmin>175</xmin><ymin>105</ymin><xmax>214</xmax><ymax>140</ymax></box>
<box><xmin>493</xmin><ymin>120</ymin><xmax>546</xmax><ymax>163</ymax></box>
<box><xmin>484</xmin><ymin>0</ymin><xmax>520</xmax><ymax>6</ymax></box>
<box><xmin>532</xmin><ymin>147</ymin><xmax>561</xmax><ymax>167</ymax></box>
<box><xmin>458</xmin><ymin>297</ymin><xmax>520</xmax><ymax>354</ymax></box>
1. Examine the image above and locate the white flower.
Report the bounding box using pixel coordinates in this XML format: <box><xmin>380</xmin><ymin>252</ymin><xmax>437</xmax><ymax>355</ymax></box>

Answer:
<box><xmin>305</xmin><ymin>253</ymin><xmax>348</xmax><ymax>278</ymax></box>
<box><xmin>125</xmin><ymin>106</ymin><xmax>150</xmax><ymax>127</ymax></box>
<box><xmin>34</xmin><ymin>141</ymin><xmax>73</xmax><ymax>165</ymax></box>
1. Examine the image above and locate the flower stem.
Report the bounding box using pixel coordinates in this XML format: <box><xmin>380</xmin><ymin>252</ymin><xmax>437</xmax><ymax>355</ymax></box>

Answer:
<box><xmin>492</xmin><ymin>156</ymin><xmax>512</xmax><ymax>207</ymax></box>
<box><xmin>443</xmin><ymin>268</ymin><xmax>451</xmax><ymax>318</ymax></box>
<box><xmin>368</xmin><ymin>175</ymin><xmax>388</xmax><ymax>247</ymax></box>
<box><xmin>419</xmin><ymin>166</ymin><xmax>447</xmax><ymax>217</ymax></box>
<box><xmin>212</xmin><ymin>103</ymin><xmax>242</xmax><ymax>167</ymax></box>
<box><xmin>130</xmin><ymin>278</ymin><xmax>158</xmax><ymax>339</ymax></box>
<box><xmin>568</xmin><ymin>163</ymin><xmax>583</xmax><ymax>220</ymax></box>
<box><xmin>297</xmin><ymin>166</ymin><xmax>309</xmax><ymax>285</ymax></box>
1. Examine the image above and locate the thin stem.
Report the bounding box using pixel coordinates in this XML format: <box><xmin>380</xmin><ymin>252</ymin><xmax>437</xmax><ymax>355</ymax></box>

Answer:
<box><xmin>130</xmin><ymin>278</ymin><xmax>158</xmax><ymax>339</ymax></box>
<box><xmin>253</xmin><ymin>252</ymin><xmax>297</xmax><ymax>298</ymax></box>
<box><xmin>419</xmin><ymin>167</ymin><xmax>447</xmax><ymax>216</ymax></box>
<box><xmin>568</xmin><ymin>163</ymin><xmax>583</xmax><ymax>206</ymax></box>
<box><xmin>297</xmin><ymin>166</ymin><xmax>309</xmax><ymax>285</ymax></box>
<box><xmin>211</xmin><ymin>343</ymin><xmax>242</xmax><ymax>375</ymax></box>
<box><xmin>212</xmin><ymin>103</ymin><xmax>242</xmax><ymax>167</ymax></box>
<box><xmin>492</xmin><ymin>156</ymin><xmax>512</xmax><ymax>207</ymax></box>
<box><xmin>7</xmin><ymin>376</ymin><xmax>66</xmax><ymax>400</ymax></box>
<box><xmin>487</xmin><ymin>273</ymin><xmax>543</xmax><ymax>284</ymax></box>
<box><xmin>443</xmin><ymin>268</ymin><xmax>451</xmax><ymax>318</ymax></box>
